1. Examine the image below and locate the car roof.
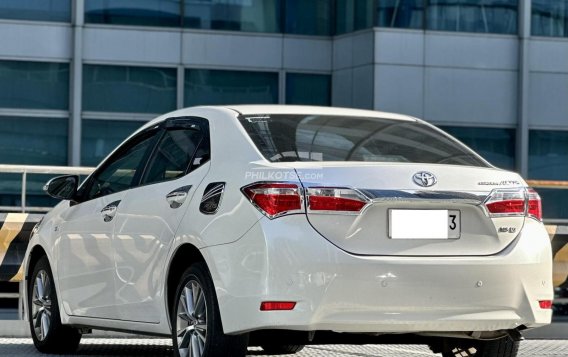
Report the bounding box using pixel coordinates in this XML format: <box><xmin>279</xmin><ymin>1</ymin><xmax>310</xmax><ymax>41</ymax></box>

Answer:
<box><xmin>224</xmin><ymin>105</ymin><xmax>416</xmax><ymax>122</ymax></box>
<box><xmin>139</xmin><ymin>105</ymin><xmax>417</xmax><ymax>133</ymax></box>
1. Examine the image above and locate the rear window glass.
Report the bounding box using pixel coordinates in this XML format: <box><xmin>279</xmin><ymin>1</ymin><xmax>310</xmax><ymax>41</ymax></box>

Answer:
<box><xmin>238</xmin><ymin>114</ymin><xmax>489</xmax><ymax>167</ymax></box>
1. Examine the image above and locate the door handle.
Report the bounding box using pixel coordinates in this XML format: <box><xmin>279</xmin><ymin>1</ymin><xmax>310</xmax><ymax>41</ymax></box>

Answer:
<box><xmin>101</xmin><ymin>200</ymin><xmax>121</xmax><ymax>222</ymax></box>
<box><xmin>166</xmin><ymin>185</ymin><xmax>192</xmax><ymax>209</ymax></box>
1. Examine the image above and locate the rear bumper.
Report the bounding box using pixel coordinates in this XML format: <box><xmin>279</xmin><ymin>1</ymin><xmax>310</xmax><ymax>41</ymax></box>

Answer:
<box><xmin>203</xmin><ymin>215</ymin><xmax>553</xmax><ymax>335</ymax></box>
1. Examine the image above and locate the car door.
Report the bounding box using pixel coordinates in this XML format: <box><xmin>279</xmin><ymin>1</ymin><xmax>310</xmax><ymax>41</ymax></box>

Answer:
<box><xmin>56</xmin><ymin>127</ymin><xmax>160</xmax><ymax>319</ymax></box>
<box><xmin>111</xmin><ymin>117</ymin><xmax>211</xmax><ymax>323</ymax></box>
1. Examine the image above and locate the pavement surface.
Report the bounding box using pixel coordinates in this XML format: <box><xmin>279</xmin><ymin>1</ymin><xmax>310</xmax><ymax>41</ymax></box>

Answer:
<box><xmin>0</xmin><ymin>338</ymin><xmax>567</xmax><ymax>357</ymax></box>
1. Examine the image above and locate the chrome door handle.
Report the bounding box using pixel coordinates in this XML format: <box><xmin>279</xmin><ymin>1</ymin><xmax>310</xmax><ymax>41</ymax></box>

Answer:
<box><xmin>166</xmin><ymin>185</ymin><xmax>192</xmax><ymax>209</ymax></box>
<box><xmin>101</xmin><ymin>200</ymin><xmax>120</xmax><ymax>222</ymax></box>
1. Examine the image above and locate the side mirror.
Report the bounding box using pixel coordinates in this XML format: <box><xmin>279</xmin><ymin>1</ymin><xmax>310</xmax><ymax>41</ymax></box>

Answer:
<box><xmin>43</xmin><ymin>175</ymin><xmax>79</xmax><ymax>201</ymax></box>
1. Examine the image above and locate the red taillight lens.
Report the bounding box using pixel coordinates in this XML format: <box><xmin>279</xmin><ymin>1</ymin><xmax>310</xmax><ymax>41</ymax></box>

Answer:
<box><xmin>539</xmin><ymin>300</ymin><xmax>553</xmax><ymax>309</ymax></box>
<box><xmin>527</xmin><ymin>188</ymin><xmax>542</xmax><ymax>221</ymax></box>
<box><xmin>242</xmin><ymin>183</ymin><xmax>302</xmax><ymax>218</ymax></box>
<box><xmin>484</xmin><ymin>187</ymin><xmax>543</xmax><ymax>221</ymax></box>
<box><xmin>260</xmin><ymin>301</ymin><xmax>296</xmax><ymax>311</ymax></box>
<box><xmin>306</xmin><ymin>187</ymin><xmax>369</xmax><ymax>213</ymax></box>
<box><xmin>484</xmin><ymin>189</ymin><xmax>526</xmax><ymax>216</ymax></box>
<box><xmin>485</xmin><ymin>199</ymin><xmax>525</xmax><ymax>215</ymax></box>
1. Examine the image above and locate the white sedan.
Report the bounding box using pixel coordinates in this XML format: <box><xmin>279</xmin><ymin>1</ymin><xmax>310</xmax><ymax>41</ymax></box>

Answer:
<box><xmin>24</xmin><ymin>105</ymin><xmax>553</xmax><ymax>357</ymax></box>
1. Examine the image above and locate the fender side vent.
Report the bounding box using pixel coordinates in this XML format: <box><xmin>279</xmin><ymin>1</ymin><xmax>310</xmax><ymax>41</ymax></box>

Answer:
<box><xmin>200</xmin><ymin>182</ymin><xmax>225</xmax><ymax>214</ymax></box>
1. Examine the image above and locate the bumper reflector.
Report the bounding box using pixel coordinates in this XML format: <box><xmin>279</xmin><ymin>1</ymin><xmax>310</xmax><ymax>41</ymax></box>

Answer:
<box><xmin>539</xmin><ymin>300</ymin><xmax>553</xmax><ymax>309</ymax></box>
<box><xmin>260</xmin><ymin>301</ymin><xmax>296</xmax><ymax>311</ymax></box>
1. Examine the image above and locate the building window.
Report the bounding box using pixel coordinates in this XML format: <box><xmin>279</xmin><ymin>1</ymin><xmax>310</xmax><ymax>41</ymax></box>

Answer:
<box><xmin>529</xmin><ymin>130</ymin><xmax>568</xmax><ymax>220</ymax></box>
<box><xmin>529</xmin><ymin>130</ymin><xmax>568</xmax><ymax>181</ymax></box>
<box><xmin>532</xmin><ymin>0</ymin><xmax>568</xmax><ymax>37</ymax></box>
<box><xmin>284</xmin><ymin>0</ymin><xmax>332</xmax><ymax>36</ymax></box>
<box><xmin>183</xmin><ymin>0</ymin><xmax>280</xmax><ymax>33</ymax></box>
<box><xmin>0</xmin><ymin>60</ymin><xmax>69</xmax><ymax>110</ymax></box>
<box><xmin>0</xmin><ymin>116</ymin><xmax>68</xmax><ymax>208</ymax></box>
<box><xmin>439</xmin><ymin>126</ymin><xmax>515</xmax><ymax>170</ymax></box>
<box><xmin>85</xmin><ymin>0</ymin><xmax>181</xmax><ymax>27</ymax></box>
<box><xmin>336</xmin><ymin>0</ymin><xmax>374</xmax><ymax>35</ymax></box>
<box><xmin>81</xmin><ymin>119</ymin><xmax>146</xmax><ymax>167</ymax></box>
<box><xmin>377</xmin><ymin>0</ymin><xmax>424</xmax><ymax>29</ymax></box>
<box><xmin>83</xmin><ymin>64</ymin><xmax>177</xmax><ymax>114</ymax></box>
<box><xmin>184</xmin><ymin>69</ymin><xmax>278</xmax><ymax>106</ymax></box>
<box><xmin>0</xmin><ymin>0</ymin><xmax>71</xmax><ymax>23</ymax></box>
<box><xmin>286</xmin><ymin>73</ymin><xmax>331</xmax><ymax>106</ymax></box>
<box><xmin>426</xmin><ymin>0</ymin><xmax>518</xmax><ymax>34</ymax></box>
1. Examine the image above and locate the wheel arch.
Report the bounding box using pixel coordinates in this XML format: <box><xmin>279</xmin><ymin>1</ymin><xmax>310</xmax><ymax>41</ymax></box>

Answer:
<box><xmin>25</xmin><ymin>244</ymin><xmax>49</xmax><ymax>283</ymax></box>
<box><xmin>165</xmin><ymin>243</ymin><xmax>207</xmax><ymax>329</ymax></box>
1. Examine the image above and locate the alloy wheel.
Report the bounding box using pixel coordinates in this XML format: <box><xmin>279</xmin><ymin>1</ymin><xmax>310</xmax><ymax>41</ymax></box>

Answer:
<box><xmin>31</xmin><ymin>270</ymin><xmax>52</xmax><ymax>341</ymax></box>
<box><xmin>176</xmin><ymin>279</ymin><xmax>208</xmax><ymax>357</ymax></box>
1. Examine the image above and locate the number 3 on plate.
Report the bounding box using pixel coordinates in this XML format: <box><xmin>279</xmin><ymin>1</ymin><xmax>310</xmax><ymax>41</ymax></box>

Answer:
<box><xmin>449</xmin><ymin>214</ymin><xmax>457</xmax><ymax>230</ymax></box>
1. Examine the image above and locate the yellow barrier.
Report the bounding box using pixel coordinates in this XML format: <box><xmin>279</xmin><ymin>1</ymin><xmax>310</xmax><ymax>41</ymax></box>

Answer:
<box><xmin>0</xmin><ymin>213</ymin><xmax>41</xmax><ymax>282</ymax></box>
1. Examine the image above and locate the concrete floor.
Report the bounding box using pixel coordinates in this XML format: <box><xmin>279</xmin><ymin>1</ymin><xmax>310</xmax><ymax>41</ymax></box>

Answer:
<box><xmin>0</xmin><ymin>338</ymin><xmax>567</xmax><ymax>357</ymax></box>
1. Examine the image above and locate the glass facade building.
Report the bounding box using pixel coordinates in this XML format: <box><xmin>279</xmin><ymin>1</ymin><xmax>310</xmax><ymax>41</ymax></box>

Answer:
<box><xmin>0</xmin><ymin>0</ymin><xmax>564</xmax><ymax>214</ymax></box>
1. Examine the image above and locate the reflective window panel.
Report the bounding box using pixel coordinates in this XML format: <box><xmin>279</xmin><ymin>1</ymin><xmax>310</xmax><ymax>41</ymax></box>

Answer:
<box><xmin>427</xmin><ymin>0</ymin><xmax>518</xmax><ymax>34</ymax></box>
<box><xmin>85</xmin><ymin>0</ymin><xmax>181</xmax><ymax>27</ymax></box>
<box><xmin>286</xmin><ymin>73</ymin><xmax>331</xmax><ymax>106</ymax></box>
<box><xmin>284</xmin><ymin>0</ymin><xmax>332</xmax><ymax>36</ymax></box>
<box><xmin>438</xmin><ymin>126</ymin><xmax>516</xmax><ymax>170</ymax></box>
<box><xmin>532</xmin><ymin>0</ymin><xmax>568</xmax><ymax>37</ymax></box>
<box><xmin>0</xmin><ymin>60</ymin><xmax>69</xmax><ymax>110</ymax></box>
<box><xmin>335</xmin><ymin>0</ymin><xmax>375</xmax><ymax>34</ymax></box>
<box><xmin>535</xmin><ymin>189</ymin><xmax>568</xmax><ymax>221</ymax></box>
<box><xmin>529</xmin><ymin>130</ymin><xmax>568</xmax><ymax>181</ymax></box>
<box><xmin>377</xmin><ymin>0</ymin><xmax>424</xmax><ymax>29</ymax></box>
<box><xmin>183</xmin><ymin>0</ymin><xmax>280</xmax><ymax>33</ymax></box>
<box><xmin>0</xmin><ymin>117</ymin><xmax>68</xmax><ymax>208</ymax></box>
<box><xmin>83</xmin><ymin>64</ymin><xmax>177</xmax><ymax>114</ymax></box>
<box><xmin>0</xmin><ymin>0</ymin><xmax>71</xmax><ymax>22</ymax></box>
<box><xmin>184</xmin><ymin>69</ymin><xmax>278</xmax><ymax>106</ymax></box>
<box><xmin>81</xmin><ymin>119</ymin><xmax>146</xmax><ymax>167</ymax></box>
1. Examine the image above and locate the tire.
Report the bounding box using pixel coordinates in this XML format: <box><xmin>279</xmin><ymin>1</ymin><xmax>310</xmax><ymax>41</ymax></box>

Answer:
<box><xmin>172</xmin><ymin>262</ymin><xmax>248</xmax><ymax>357</ymax></box>
<box><xmin>261</xmin><ymin>344</ymin><xmax>305</xmax><ymax>355</ymax></box>
<box><xmin>28</xmin><ymin>256</ymin><xmax>81</xmax><ymax>354</ymax></box>
<box><xmin>442</xmin><ymin>336</ymin><xmax>519</xmax><ymax>357</ymax></box>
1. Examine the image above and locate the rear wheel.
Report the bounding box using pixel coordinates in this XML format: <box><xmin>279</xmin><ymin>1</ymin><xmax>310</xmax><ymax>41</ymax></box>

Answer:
<box><xmin>441</xmin><ymin>336</ymin><xmax>519</xmax><ymax>357</ymax></box>
<box><xmin>28</xmin><ymin>256</ymin><xmax>81</xmax><ymax>354</ymax></box>
<box><xmin>172</xmin><ymin>262</ymin><xmax>248</xmax><ymax>357</ymax></box>
<box><xmin>261</xmin><ymin>344</ymin><xmax>305</xmax><ymax>355</ymax></box>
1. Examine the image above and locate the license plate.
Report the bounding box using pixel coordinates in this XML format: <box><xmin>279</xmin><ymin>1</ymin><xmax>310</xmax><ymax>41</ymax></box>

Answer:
<box><xmin>389</xmin><ymin>209</ymin><xmax>461</xmax><ymax>239</ymax></box>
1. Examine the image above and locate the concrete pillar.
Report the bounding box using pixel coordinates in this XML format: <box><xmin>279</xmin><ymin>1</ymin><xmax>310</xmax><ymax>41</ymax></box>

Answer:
<box><xmin>69</xmin><ymin>0</ymin><xmax>85</xmax><ymax>166</ymax></box>
<box><xmin>517</xmin><ymin>0</ymin><xmax>531</xmax><ymax>177</ymax></box>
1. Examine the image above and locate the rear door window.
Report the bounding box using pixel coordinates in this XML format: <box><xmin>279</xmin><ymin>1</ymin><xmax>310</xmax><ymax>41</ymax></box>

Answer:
<box><xmin>141</xmin><ymin>119</ymin><xmax>209</xmax><ymax>185</ymax></box>
<box><xmin>238</xmin><ymin>114</ymin><xmax>489</xmax><ymax>167</ymax></box>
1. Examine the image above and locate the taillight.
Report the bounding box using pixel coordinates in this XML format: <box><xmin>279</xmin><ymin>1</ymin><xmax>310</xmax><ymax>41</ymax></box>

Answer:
<box><xmin>527</xmin><ymin>188</ymin><xmax>543</xmax><ymax>221</ymax></box>
<box><xmin>484</xmin><ymin>187</ymin><xmax>542</xmax><ymax>221</ymax></box>
<box><xmin>306</xmin><ymin>187</ymin><xmax>369</xmax><ymax>213</ymax></box>
<box><xmin>241</xmin><ymin>183</ymin><xmax>303</xmax><ymax>219</ymax></box>
<box><xmin>484</xmin><ymin>189</ymin><xmax>526</xmax><ymax>216</ymax></box>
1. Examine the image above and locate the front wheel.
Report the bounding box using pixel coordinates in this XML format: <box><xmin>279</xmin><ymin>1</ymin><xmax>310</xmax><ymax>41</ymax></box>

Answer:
<box><xmin>172</xmin><ymin>262</ymin><xmax>248</xmax><ymax>357</ymax></box>
<box><xmin>441</xmin><ymin>336</ymin><xmax>519</xmax><ymax>357</ymax></box>
<box><xmin>28</xmin><ymin>256</ymin><xmax>81</xmax><ymax>353</ymax></box>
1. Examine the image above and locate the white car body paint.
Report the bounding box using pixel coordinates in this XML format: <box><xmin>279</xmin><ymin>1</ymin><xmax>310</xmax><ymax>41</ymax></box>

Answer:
<box><xmin>23</xmin><ymin>105</ymin><xmax>552</xmax><ymax>340</ymax></box>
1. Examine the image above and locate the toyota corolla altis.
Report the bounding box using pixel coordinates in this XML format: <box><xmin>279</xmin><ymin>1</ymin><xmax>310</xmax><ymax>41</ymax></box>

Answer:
<box><xmin>24</xmin><ymin>106</ymin><xmax>552</xmax><ymax>357</ymax></box>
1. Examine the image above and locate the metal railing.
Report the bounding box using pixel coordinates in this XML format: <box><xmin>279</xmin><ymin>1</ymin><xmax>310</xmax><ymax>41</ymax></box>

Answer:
<box><xmin>0</xmin><ymin>164</ymin><xmax>95</xmax><ymax>213</ymax></box>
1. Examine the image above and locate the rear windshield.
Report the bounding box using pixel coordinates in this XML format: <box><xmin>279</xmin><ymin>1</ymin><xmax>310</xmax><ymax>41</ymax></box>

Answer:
<box><xmin>238</xmin><ymin>114</ymin><xmax>489</xmax><ymax>167</ymax></box>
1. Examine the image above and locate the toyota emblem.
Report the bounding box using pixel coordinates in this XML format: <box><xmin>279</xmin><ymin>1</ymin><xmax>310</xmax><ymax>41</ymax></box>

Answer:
<box><xmin>413</xmin><ymin>171</ymin><xmax>437</xmax><ymax>187</ymax></box>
